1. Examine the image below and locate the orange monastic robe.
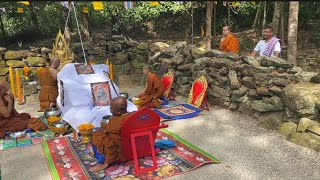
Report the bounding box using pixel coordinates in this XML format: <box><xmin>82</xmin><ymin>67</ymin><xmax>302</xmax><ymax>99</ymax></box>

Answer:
<box><xmin>219</xmin><ymin>34</ymin><xmax>239</xmax><ymax>53</ymax></box>
<box><xmin>137</xmin><ymin>73</ymin><xmax>164</xmax><ymax>107</ymax></box>
<box><xmin>38</xmin><ymin>67</ymin><xmax>59</xmax><ymax>111</ymax></box>
<box><xmin>0</xmin><ymin>96</ymin><xmax>30</xmax><ymax>138</ymax></box>
<box><xmin>91</xmin><ymin>114</ymin><xmax>129</xmax><ymax>164</ymax></box>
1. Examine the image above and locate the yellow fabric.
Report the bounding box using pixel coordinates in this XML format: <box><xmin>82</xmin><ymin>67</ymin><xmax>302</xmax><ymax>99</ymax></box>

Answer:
<box><xmin>83</xmin><ymin>7</ymin><xmax>88</xmax><ymax>13</ymax></box>
<box><xmin>92</xmin><ymin>2</ymin><xmax>104</xmax><ymax>10</ymax></box>
<box><xmin>18</xmin><ymin>8</ymin><xmax>24</xmax><ymax>13</ymax></box>
<box><xmin>19</xmin><ymin>1</ymin><xmax>29</xmax><ymax>5</ymax></box>
<box><xmin>150</xmin><ymin>1</ymin><xmax>159</xmax><ymax>6</ymax></box>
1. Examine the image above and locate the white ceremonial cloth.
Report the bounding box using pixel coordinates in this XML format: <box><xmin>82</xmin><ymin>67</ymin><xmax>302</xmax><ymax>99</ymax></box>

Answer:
<box><xmin>56</xmin><ymin>63</ymin><xmax>138</xmax><ymax>132</ymax></box>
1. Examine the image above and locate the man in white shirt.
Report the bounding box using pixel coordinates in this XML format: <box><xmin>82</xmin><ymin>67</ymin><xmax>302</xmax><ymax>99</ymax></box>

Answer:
<box><xmin>251</xmin><ymin>26</ymin><xmax>281</xmax><ymax>58</ymax></box>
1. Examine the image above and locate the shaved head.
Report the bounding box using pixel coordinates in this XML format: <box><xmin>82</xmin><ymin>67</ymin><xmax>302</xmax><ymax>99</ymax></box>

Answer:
<box><xmin>50</xmin><ymin>57</ymin><xmax>60</xmax><ymax>69</ymax></box>
<box><xmin>142</xmin><ymin>64</ymin><xmax>151</xmax><ymax>75</ymax></box>
<box><xmin>110</xmin><ymin>96</ymin><xmax>128</xmax><ymax>116</ymax></box>
<box><xmin>0</xmin><ymin>81</ymin><xmax>10</xmax><ymax>96</ymax></box>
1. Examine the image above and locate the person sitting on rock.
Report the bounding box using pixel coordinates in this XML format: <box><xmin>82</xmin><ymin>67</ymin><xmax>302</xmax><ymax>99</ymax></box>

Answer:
<box><xmin>0</xmin><ymin>81</ymin><xmax>47</xmax><ymax>138</ymax></box>
<box><xmin>90</xmin><ymin>96</ymin><xmax>130</xmax><ymax>172</ymax></box>
<box><xmin>135</xmin><ymin>65</ymin><xmax>164</xmax><ymax>109</ymax></box>
<box><xmin>219</xmin><ymin>25</ymin><xmax>239</xmax><ymax>54</ymax></box>
<box><xmin>251</xmin><ymin>26</ymin><xmax>281</xmax><ymax>58</ymax></box>
<box><xmin>38</xmin><ymin>56</ymin><xmax>60</xmax><ymax>112</ymax></box>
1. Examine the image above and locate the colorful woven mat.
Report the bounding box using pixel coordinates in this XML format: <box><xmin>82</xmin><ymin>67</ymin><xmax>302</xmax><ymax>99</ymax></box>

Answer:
<box><xmin>0</xmin><ymin>129</ymin><xmax>55</xmax><ymax>151</ymax></box>
<box><xmin>155</xmin><ymin>103</ymin><xmax>201</xmax><ymax>120</ymax></box>
<box><xmin>42</xmin><ymin>129</ymin><xmax>220</xmax><ymax>180</ymax></box>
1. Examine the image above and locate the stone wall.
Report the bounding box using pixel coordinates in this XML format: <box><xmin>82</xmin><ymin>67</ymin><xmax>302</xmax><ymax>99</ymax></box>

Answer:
<box><xmin>1</xmin><ymin>34</ymin><xmax>320</xmax><ymax>152</ymax></box>
<box><xmin>147</xmin><ymin>41</ymin><xmax>320</xmax><ymax>152</ymax></box>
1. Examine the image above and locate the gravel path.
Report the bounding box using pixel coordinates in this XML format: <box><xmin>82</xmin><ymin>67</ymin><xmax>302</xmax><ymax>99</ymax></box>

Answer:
<box><xmin>2</xmin><ymin>85</ymin><xmax>320</xmax><ymax>180</ymax></box>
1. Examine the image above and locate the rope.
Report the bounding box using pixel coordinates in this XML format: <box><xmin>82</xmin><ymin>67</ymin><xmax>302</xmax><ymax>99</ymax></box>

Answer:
<box><xmin>71</xmin><ymin>2</ymin><xmax>87</xmax><ymax>65</ymax></box>
<box><xmin>64</xmin><ymin>4</ymin><xmax>71</xmax><ymax>32</ymax></box>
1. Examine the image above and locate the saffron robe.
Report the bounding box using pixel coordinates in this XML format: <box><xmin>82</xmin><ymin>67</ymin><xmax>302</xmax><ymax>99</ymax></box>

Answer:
<box><xmin>0</xmin><ymin>96</ymin><xmax>30</xmax><ymax>138</ymax></box>
<box><xmin>137</xmin><ymin>73</ymin><xmax>164</xmax><ymax>108</ymax></box>
<box><xmin>219</xmin><ymin>34</ymin><xmax>239</xmax><ymax>54</ymax></box>
<box><xmin>39</xmin><ymin>67</ymin><xmax>59</xmax><ymax>111</ymax></box>
<box><xmin>91</xmin><ymin>114</ymin><xmax>129</xmax><ymax>164</ymax></box>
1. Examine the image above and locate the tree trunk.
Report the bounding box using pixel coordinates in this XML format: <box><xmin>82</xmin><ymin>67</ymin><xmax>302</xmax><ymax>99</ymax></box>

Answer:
<box><xmin>287</xmin><ymin>1</ymin><xmax>299</xmax><ymax>67</ymax></box>
<box><xmin>81</xmin><ymin>9</ymin><xmax>91</xmax><ymax>41</ymax></box>
<box><xmin>28</xmin><ymin>2</ymin><xmax>41</xmax><ymax>33</ymax></box>
<box><xmin>227</xmin><ymin>3</ymin><xmax>231</xmax><ymax>25</ymax></box>
<box><xmin>262</xmin><ymin>1</ymin><xmax>267</xmax><ymax>27</ymax></box>
<box><xmin>212</xmin><ymin>2</ymin><xmax>216</xmax><ymax>47</ymax></box>
<box><xmin>271</xmin><ymin>2</ymin><xmax>282</xmax><ymax>36</ymax></box>
<box><xmin>0</xmin><ymin>12</ymin><xmax>5</xmax><ymax>45</ymax></box>
<box><xmin>280</xmin><ymin>3</ymin><xmax>285</xmax><ymax>46</ymax></box>
<box><xmin>205</xmin><ymin>1</ymin><xmax>213</xmax><ymax>50</ymax></box>
<box><xmin>257</xmin><ymin>2</ymin><xmax>264</xmax><ymax>27</ymax></box>
<box><xmin>253</xmin><ymin>2</ymin><xmax>262</xmax><ymax>27</ymax></box>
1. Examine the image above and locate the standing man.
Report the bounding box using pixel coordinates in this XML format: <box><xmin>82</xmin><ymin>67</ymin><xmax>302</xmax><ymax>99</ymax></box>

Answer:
<box><xmin>251</xmin><ymin>26</ymin><xmax>281</xmax><ymax>58</ymax></box>
<box><xmin>219</xmin><ymin>25</ymin><xmax>239</xmax><ymax>54</ymax></box>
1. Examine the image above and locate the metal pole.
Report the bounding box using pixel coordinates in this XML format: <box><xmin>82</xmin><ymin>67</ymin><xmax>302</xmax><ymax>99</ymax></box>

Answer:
<box><xmin>191</xmin><ymin>2</ymin><xmax>194</xmax><ymax>46</ymax></box>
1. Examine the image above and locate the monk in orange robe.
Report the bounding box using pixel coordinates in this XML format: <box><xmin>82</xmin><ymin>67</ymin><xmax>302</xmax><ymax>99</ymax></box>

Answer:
<box><xmin>38</xmin><ymin>57</ymin><xmax>60</xmax><ymax>112</ymax></box>
<box><xmin>136</xmin><ymin>65</ymin><xmax>164</xmax><ymax>109</ymax></box>
<box><xmin>0</xmin><ymin>82</ymin><xmax>47</xmax><ymax>138</ymax></box>
<box><xmin>90</xmin><ymin>96</ymin><xmax>130</xmax><ymax>172</ymax></box>
<box><xmin>219</xmin><ymin>26</ymin><xmax>239</xmax><ymax>54</ymax></box>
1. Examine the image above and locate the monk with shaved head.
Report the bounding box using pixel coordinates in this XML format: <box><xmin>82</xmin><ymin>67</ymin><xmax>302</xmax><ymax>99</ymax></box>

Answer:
<box><xmin>90</xmin><ymin>96</ymin><xmax>130</xmax><ymax>172</ymax></box>
<box><xmin>38</xmin><ymin>56</ymin><xmax>60</xmax><ymax>111</ymax></box>
<box><xmin>135</xmin><ymin>65</ymin><xmax>164</xmax><ymax>109</ymax></box>
<box><xmin>0</xmin><ymin>81</ymin><xmax>47</xmax><ymax>138</ymax></box>
<box><xmin>219</xmin><ymin>25</ymin><xmax>239</xmax><ymax>54</ymax></box>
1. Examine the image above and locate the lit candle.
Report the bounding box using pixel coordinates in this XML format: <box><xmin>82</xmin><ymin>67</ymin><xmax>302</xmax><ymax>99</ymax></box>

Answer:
<box><xmin>8</xmin><ymin>66</ymin><xmax>16</xmax><ymax>98</ymax></box>
<box><xmin>15</xmin><ymin>69</ymin><xmax>23</xmax><ymax>104</ymax></box>
<box><xmin>109</xmin><ymin>62</ymin><xmax>114</xmax><ymax>81</ymax></box>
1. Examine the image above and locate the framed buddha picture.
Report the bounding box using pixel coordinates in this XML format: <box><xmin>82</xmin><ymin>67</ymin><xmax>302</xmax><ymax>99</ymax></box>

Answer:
<box><xmin>60</xmin><ymin>80</ymin><xmax>64</xmax><ymax>107</ymax></box>
<box><xmin>91</xmin><ymin>81</ymin><xmax>112</xmax><ymax>106</ymax></box>
<box><xmin>74</xmin><ymin>63</ymin><xmax>95</xmax><ymax>75</ymax></box>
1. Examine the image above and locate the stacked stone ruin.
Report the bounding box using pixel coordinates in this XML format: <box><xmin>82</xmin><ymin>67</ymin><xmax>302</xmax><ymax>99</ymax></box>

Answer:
<box><xmin>0</xmin><ymin>33</ymin><xmax>320</xmax><ymax>151</ymax></box>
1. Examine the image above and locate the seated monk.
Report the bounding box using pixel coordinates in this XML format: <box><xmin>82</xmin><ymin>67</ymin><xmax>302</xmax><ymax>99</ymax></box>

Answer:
<box><xmin>136</xmin><ymin>65</ymin><xmax>164</xmax><ymax>109</ymax></box>
<box><xmin>90</xmin><ymin>96</ymin><xmax>129</xmax><ymax>172</ymax></box>
<box><xmin>38</xmin><ymin>57</ymin><xmax>60</xmax><ymax>112</ymax></box>
<box><xmin>0</xmin><ymin>82</ymin><xmax>47</xmax><ymax>138</ymax></box>
<box><xmin>219</xmin><ymin>25</ymin><xmax>239</xmax><ymax>54</ymax></box>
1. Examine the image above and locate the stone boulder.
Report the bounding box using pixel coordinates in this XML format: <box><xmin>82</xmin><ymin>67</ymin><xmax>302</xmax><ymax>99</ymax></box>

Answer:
<box><xmin>87</xmin><ymin>47</ymin><xmax>103</xmax><ymax>55</ymax></box>
<box><xmin>283</xmin><ymin>82</ymin><xmax>320</xmax><ymax>119</ymax></box>
<box><xmin>26</xmin><ymin>57</ymin><xmax>47</xmax><ymax>66</ymax></box>
<box><xmin>296</xmin><ymin>118</ymin><xmax>319</xmax><ymax>132</ymax></box>
<box><xmin>193</xmin><ymin>57</ymin><xmax>209</xmax><ymax>71</ymax></box>
<box><xmin>41</xmin><ymin>47</ymin><xmax>51</xmax><ymax>54</ymax></box>
<box><xmin>278</xmin><ymin>122</ymin><xmax>297</xmax><ymax>137</ymax></box>
<box><xmin>178</xmin><ymin>63</ymin><xmax>194</xmax><ymax>71</ymax></box>
<box><xmin>219</xmin><ymin>52</ymin><xmax>239</xmax><ymax>61</ymax></box>
<box><xmin>288</xmin><ymin>132</ymin><xmax>320</xmax><ymax>152</ymax></box>
<box><xmin>6</xmin><ymin>60</ymin><xmax>25</xmax><ymax>67</ymax></box>
<box><xmin>191</xmin><ymin>47</ymin><xmax>208</xmax><ymax>59</ymax></box>
<box><xmin>257</xmin><ymin>111</ymin><xmax>285</xmax><ymax>130</ymax></box>
<box><xmin>260</xmin><ymin>57</ymin><xmax>293</xmax><ymax>68</ymax></box>
<box><xmin>228</xmin><ymin>70</ymin><xmax>240</xmax><ymax>90</ymax></box>
<box><xmin>4</xmin><ymin>50</ymin><xmax>34</xmax><ymax>60</ymax></box>
<box><xmin>148</xmin><ymin>42</ymin><xmax>170</xmax><ymax>53</ymax></box>
<box><xmin>71</xmin><ymin>41</ymin><xmax>92</xmax><ymax>52</ymax></box>
<box><xmin>0</xmin><ymin>47</ymin><xmax>6</xmax><ymax>52</ymax></box>
<box><xmin>251</xmin><ymin>100</ymin><xmax>278</xmax><ymax>112</ymax></box>
<box><xmin>307</xmin><ymin>125</ymin><xmax>320</xmax><ymax>136</ymax></box>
